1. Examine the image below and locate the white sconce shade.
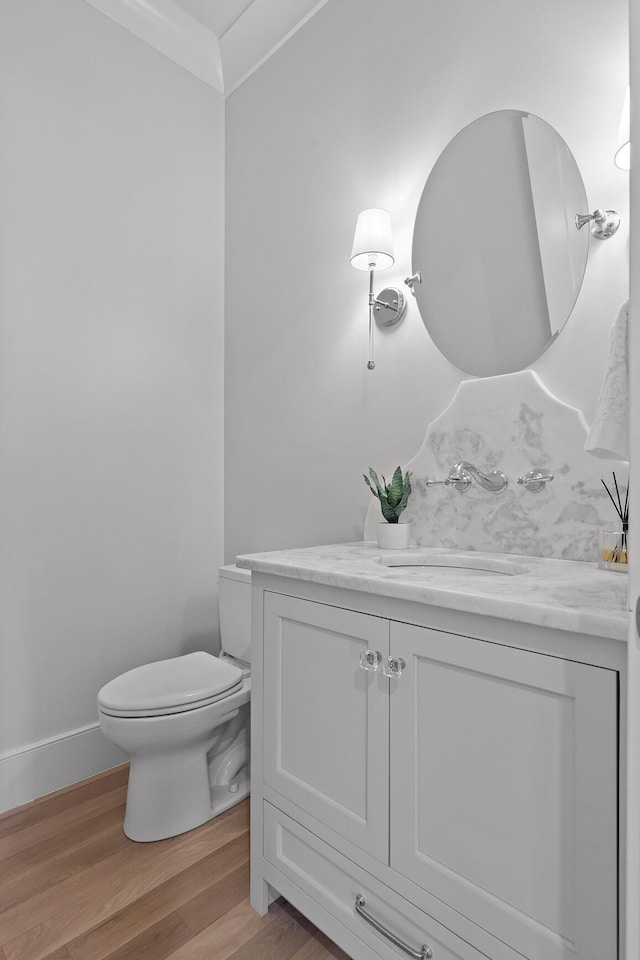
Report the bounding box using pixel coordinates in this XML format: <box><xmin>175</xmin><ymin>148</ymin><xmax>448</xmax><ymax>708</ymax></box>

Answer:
<box><xmin>351</xmin><ymin>208</ymin><xmax>394</xmax><ymax>271</ymax></box>
<box><xmin>614</xmin><ymin>85</ymin><xmax>630</xmax><ymax>170</ymax></box>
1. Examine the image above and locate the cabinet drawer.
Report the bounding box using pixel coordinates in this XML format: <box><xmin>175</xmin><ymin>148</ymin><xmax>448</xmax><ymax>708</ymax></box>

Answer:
<box><xmin>264</xmin><ymin>801</ymin><xmax>490</xmax><ymax>960</ymax></box>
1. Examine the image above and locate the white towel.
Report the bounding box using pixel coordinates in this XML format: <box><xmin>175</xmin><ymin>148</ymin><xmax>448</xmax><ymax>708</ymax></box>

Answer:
<box><xmin>585</xmin><ymin>299</ymin><xmax>629</xmax><ymax>462</ymax></box>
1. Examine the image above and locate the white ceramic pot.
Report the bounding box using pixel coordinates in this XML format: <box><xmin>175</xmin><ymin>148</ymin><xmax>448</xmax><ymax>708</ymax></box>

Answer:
<box><xmin>377</xmin><ymin>522</ymin><xmax>411</xmax><ymax>549</ymax></box>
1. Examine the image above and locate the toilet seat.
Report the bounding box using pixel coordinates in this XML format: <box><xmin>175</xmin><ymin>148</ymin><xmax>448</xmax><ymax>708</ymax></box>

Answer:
<box><xmin>98</xmin><ymin>651</ymin><xmax>243</xmax><ymax>718</ymax></box>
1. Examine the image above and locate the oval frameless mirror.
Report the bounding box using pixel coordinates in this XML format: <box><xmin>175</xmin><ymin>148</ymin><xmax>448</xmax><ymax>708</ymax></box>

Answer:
<box><xmin>413</xmin><ymin>110</ymin><xmax>589</xmax><ymax>377</ymax></box>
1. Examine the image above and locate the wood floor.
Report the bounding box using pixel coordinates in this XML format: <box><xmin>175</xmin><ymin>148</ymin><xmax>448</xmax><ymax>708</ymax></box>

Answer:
<box><xmin>0</xmin><ymin>766</ymin><xmax>350</xmax><ymax>960</ymax></box>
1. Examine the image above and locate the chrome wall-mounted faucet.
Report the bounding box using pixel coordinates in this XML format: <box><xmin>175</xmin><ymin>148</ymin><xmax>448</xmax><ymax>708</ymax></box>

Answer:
<box><xmin>426</xmin><ymin>461</ymin><xmax>509</xmax><ymax>493</ymax></box>
<box><xmin>448</xmin><ymin>461</ymin><xmax>509</xmax><ymax>493</ymax></box>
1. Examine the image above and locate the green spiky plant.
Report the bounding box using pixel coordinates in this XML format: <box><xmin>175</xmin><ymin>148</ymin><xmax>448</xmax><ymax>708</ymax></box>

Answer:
<box><xmin>363</xmin><ymin>467</ymin><xmax>412</xmax><ymax>523</ymax></box>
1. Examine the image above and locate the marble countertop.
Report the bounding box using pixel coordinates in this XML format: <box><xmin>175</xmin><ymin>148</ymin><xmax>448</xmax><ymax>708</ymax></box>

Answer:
<box><xmin>236</xmin><ymin>542</ymin><xmax>630</xmax><ymax>641</ymax></box>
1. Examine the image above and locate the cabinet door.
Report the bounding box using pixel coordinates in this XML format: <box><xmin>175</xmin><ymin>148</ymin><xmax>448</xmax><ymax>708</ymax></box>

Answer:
<box><xmin>263</xmin><ymin>593</ymin><xmax>389</xmax><ymax>861</ymax></box>
<box><xmin>390</xmin><ymin>622</ymin><xmax>617</xmax><ymax>960</ymax></box>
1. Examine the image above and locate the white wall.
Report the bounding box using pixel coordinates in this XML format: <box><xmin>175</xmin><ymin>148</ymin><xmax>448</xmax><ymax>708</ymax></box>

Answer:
<box><xmin>225</xmin><ymin>0</ymin><xmax>628</xmax><ymax>560</ymax></box>
<box><xmin>0</xmin><ymin>0</ymin><xmax>225</xmax><ymax>810</ymax></box>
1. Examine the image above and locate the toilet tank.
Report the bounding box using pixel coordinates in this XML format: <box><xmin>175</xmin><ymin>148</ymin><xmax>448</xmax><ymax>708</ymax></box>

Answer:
<box><xmin>218</xmin><ymin>564</ymin><xmax>252</xmax><ymax>663</ymax></box>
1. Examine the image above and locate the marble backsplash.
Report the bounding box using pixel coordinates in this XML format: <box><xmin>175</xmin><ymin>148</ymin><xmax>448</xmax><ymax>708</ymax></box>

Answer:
<box><xmin>363</xmin><ymin>371</ymin><xmax>628</xmax><ymax>562</ymax></box>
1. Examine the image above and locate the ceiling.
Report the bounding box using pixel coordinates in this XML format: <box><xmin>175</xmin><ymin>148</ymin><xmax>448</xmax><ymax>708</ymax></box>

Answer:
<box><xmin>84</xmin><ymin>0</ymin><xmax>329</xmax><ymax>96</ymax></box>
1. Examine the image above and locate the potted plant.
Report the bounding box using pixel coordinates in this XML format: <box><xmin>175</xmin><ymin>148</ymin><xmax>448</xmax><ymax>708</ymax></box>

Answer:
<box><xmin>364</xmin><ymin>466</ymin><xmax>412</xmax><ymax>548</ymax></box>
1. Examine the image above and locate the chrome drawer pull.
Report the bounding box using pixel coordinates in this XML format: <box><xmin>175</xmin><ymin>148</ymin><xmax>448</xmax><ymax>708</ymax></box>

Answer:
<box><xmin>355</xmin><ymin>894</ymin><xmax>433</xmax><ymax>959</ymax></box>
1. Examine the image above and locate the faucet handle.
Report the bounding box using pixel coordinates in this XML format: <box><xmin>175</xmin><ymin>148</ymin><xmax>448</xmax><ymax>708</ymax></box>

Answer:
<box><xmin>444</xmin><ymin>474</ymin><xmax>472</xmax><ymax>493</ymax></box>
<box><xmin>517</xmin><ymin>470</ymin><xmax>554</xmax><ymax>493</ymax></box>
<box><xmin>425</xmin><ymin>476</ymin><xmax>470</xmax><ymax>491</ymax></box>
<box><xmin>425</xmin><ymin>474</ymin><xmax>472</xmax><ymax>491</ymax></box>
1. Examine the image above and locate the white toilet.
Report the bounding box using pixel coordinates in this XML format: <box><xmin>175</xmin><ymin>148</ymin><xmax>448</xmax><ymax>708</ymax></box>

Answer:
<box><xmin>97</xmin><ymin>564</ymin><xmax>251</xmax><ymax>842</ymax></box>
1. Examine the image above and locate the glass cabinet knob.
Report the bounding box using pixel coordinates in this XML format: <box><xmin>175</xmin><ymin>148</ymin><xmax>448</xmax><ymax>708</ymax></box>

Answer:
<box><xmin>360</xmin><ymin>650</ymin><xmax>382</xmax><ymax>672</ymax></box>
<box><xmin>383</xmin><ymin>656</ymin><xmax>406</xmax><ymax>679</ymax></box>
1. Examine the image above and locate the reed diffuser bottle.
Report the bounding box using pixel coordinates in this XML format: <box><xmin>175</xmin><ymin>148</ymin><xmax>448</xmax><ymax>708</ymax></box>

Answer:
<box><xmin>599</xmin><ymin>473</ymin><xmax>629</xmax><ymax>573</ymax></box>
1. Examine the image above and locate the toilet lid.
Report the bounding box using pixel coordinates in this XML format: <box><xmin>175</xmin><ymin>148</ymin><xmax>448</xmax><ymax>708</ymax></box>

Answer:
<box><xmin>97</xmin><ymin>652</ymin><xmax>243</xmax><ymax>717</ymax></box>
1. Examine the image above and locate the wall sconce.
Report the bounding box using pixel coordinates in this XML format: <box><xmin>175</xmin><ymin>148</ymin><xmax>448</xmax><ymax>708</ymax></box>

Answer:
<box><xmin>614</xmin><ymin>85</ymin><xmax>630</xmax><ymax>170</ymax></box>
<box><xmin>351</xmin><ymin>208</ymin><xmax>406</xmax><ymax>370</ymax></box>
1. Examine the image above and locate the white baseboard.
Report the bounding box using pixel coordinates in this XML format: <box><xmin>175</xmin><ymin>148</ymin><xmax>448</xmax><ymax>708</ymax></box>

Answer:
<box><xmin>0</xmin><ymin>723</ymin><xmax>127</xmax><ymax>813</ymax></box>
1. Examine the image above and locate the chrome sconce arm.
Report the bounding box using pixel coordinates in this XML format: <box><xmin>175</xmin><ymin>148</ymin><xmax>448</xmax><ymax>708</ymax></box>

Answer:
<box><xmin>361</xmin><ymin>272</ymin><xmax>407</xmax><ymax>370</ymax></box>
<box><xmin>366</xmin><ymin>266</ymin><xmax>376</xmax><ymax>371</ymax></box>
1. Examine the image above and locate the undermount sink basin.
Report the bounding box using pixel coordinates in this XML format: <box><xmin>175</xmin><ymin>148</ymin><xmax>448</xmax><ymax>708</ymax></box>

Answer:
<box><xmin>376</xmin><ymin>552</ymin><xmax>528</xmax><ymax>577</ymax></box>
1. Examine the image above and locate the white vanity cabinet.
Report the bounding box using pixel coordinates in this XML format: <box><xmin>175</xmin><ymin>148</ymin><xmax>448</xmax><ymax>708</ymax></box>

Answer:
<box><xmin>252</xmin><ymin>581</ymin><xmax>619</xmax><ymax>960</ymax></box>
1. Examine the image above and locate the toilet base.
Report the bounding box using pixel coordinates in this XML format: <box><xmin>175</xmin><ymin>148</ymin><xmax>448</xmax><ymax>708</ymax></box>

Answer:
<box><xmin>98</xmin><ymin>677</ymin><xmax>251</xmax><ymax>842</ymax></box>
<box><xmin>123</xmin><ymin>754</ymin><xmax>250</xmax><ymax>842</ymax></box>
<box><xmin>121</xmin><ymin>704</ymin><xmax>249</xmax><ymax>842</ymax></box>
<box><xmin>124</xmin><ymin>743</ymin><xmax>214</xmax><ymax>841</ymax></box>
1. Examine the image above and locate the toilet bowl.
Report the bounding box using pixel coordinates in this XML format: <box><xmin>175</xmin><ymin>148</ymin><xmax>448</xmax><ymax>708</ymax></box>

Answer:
<box><xmin>97</xmin><ymin>564</ymin><xmax>252</xmax><ymax>842</ymax></box>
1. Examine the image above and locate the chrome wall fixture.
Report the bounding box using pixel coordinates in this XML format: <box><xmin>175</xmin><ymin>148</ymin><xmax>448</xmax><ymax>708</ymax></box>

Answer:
<box><xmin>404</xmin><ymin>272</ymin><xmax>422</xmax><ymax>296</ymax></box>
<box><xmin>517</xmin><ymin>470</ymin><xmax>554</xmax><ymax>493</ymax></box>
<box><xmin>425</xmin><ymin>462</ymin><xmax>556</xmax><ymax>494</ymax></box>
<box><xmin>426</xmin><ymin>461</ymin><xmax>509</xmax><ymax>494</ymax></box>
<box><xmin>351</xmin><ymin>209</ymin><xmax>406</xmax><ymax>370</ymax></box>
<box><xmin>575</xmin><ymin>209</ymin><xmax>620</xmax><ymax>239</ymax></box>
<box><xmin>373</xmin><ymin>286</ymin><xmax>407</xmax><ymax>326</ymax></box>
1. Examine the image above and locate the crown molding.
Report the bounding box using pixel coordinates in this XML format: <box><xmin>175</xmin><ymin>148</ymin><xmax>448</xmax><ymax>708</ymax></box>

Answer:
<box><xmin>221</xmin><ymin>0</ymin><xmax>330</xmax><ymax>96</ymax></box>
<box><xmin>83</xmin><ymin>0</ymin><xmax>329</xmax><ymax>96</ymax></box>
<box><xmin>83</xmin><ymin>0</ymin><xmax>223</xmax><ymax>93</ymax></box>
